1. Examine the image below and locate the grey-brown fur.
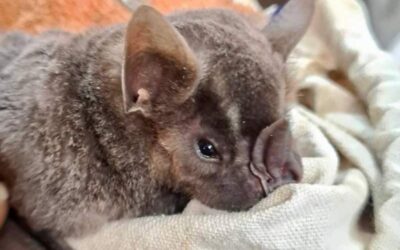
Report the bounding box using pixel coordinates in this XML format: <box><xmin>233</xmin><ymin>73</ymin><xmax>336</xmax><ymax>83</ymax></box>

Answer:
<box><xmin>0</xmin><ymin>1</ymin><xmax>314</xmax><ymax>240</ymax></box>
<box><xmin>0</xmin><ymin>27</ymin><xmax>186</xmax><ymax>237</ymax></box>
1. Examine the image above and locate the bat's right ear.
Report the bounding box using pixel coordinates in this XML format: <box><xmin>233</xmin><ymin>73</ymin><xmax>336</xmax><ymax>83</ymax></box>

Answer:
<box><xmin>263</xmin><ymin>0</ymin><xmax>315</xmax><ymax>60</ymax></box>
<box><xmin>122</xmin><ymin>6</ymin><xmax>199</xmax><ymax>115</ymax></box>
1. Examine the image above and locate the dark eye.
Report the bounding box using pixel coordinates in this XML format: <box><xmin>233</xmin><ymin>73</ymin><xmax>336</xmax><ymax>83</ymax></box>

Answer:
<box><xmin>197</xmin><ymin>139</ymin><xmax>219</xmax><ymax>160</ymax></box>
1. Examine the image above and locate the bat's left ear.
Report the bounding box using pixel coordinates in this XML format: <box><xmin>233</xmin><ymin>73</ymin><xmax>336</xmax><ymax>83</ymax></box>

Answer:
<box><xmin>122</xmin><ymin>6</ymin><xmax>199</xmax><ymax>115</ymax></box>
<box><xmin>263</xmin><ymin>0</ymin><xmax>315</xmax><ymax>60</ymax></box>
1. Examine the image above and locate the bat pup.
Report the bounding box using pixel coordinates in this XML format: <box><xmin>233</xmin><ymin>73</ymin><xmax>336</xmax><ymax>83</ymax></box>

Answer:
<box><xmin>0</xmin><ymin>0</ymin><xmax>314</xmax><ymax>240</ymax></box>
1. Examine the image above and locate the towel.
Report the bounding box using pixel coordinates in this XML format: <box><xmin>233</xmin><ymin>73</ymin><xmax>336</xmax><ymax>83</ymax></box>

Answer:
<box><xmin>66</xmin><ymin>0</ymin><xmax>400</xmax><ymax>249</ymax></box>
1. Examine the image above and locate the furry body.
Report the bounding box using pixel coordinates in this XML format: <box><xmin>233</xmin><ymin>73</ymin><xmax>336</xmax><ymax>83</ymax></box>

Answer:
<box><xmin>0</xmin><ymin>1</ymin><xmax>313</xmax><ymax>238</ymax></box>
<box><xmin>0</xmin><ymin>27</ymin><xmax>187</xmax><ymax>237</ymax></box>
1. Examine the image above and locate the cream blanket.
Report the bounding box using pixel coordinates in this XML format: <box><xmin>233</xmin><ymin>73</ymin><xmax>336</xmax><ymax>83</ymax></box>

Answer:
<box><xmin>2</xmin><ymin>0</ymin><xmax>399</xmax><ymax>249</ymax></box>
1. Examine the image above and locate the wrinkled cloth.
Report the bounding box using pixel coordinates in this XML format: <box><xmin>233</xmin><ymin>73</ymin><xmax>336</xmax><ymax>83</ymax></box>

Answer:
<box><xmin>65</xmin><ymin>0</ymin><xmax>400</xmax><ymax>249</ymax></box>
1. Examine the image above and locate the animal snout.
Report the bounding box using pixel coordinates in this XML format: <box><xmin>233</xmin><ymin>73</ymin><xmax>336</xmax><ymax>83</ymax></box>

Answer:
<box><xmin>249</xmin><ymin>119</ymin><xmax>303</xmax><ymax>196</ymax></box>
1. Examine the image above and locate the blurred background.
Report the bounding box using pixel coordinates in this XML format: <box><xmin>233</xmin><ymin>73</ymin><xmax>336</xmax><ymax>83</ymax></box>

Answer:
<box><xmin>363</xmin><ymin>0</ymin><xmax>400</xmax><ymax>62</ymax></box>
<box><xmin>258</xmin><ymin>0</ymin><xmax>400</xmax><ymax>64</ymax></box>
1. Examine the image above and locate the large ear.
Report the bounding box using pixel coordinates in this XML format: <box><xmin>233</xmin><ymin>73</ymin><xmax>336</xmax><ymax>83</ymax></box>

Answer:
<box><xmin>251</xmin><ymin>119</ymin><xmax>302</xmax><ymax>193</ymax></box>
<box><xmin>263</xmin><ymin>0</ymin><xmax>315</xmax><ymax>59</ymax></box>
<box><xmin>122</xmin><ymin>6</ymin><xmax>198</xmax><ymax>115</ymax></box>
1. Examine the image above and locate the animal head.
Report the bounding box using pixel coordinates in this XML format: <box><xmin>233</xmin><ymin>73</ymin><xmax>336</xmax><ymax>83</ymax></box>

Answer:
<box><xmin>122</xmin><ymin>0</ymin><xmax>314</xmax><ymax>211</ymax></box>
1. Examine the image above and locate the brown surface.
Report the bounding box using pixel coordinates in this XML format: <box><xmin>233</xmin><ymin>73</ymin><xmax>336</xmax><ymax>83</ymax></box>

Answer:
<box><xmin>0</xmin><ymin>0</ymin><xmax>261</xmax><ymax>34</ymax></box>
<box><xmin>0</xmin><ymin>218</ymin><xmax>45</xmax><ymax>250</ymax></box>
<box><xmin>258</xmin><ymin>0</ymin><xmax>288</xmax><ymax>8</ymax></box>
<box><xmin>0</xmin><ymin>0</ymin><xmax>131</xmax><ymax>33</ymax></box>
<box><xmin>0</xmin><ymin>202</ymin><xmax>7</xmax><ymax>230</ymax></box>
